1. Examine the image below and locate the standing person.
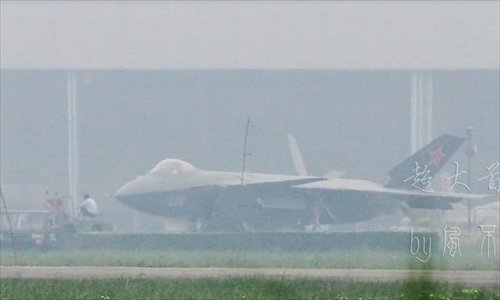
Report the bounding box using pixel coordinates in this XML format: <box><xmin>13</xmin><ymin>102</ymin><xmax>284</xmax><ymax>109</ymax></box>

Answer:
<box><xmin>79</xmin><ymin>194</ymin><xmax>98</xmax><ymax>218</ymax></box>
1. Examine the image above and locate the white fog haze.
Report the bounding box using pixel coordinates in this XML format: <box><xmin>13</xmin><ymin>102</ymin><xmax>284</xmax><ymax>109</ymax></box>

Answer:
<box><xmin>0</xmin><ymin>3</ymin><xmax>499</xmax><ymax>297</ymax></box>
<box><xmin>1</xmin><ymin>71</ymin><xmax>498</xmax><ymax>209</ymax></box>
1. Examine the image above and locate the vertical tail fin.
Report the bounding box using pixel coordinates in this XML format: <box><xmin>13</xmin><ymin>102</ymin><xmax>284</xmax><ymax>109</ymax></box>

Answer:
<box><xmin>385</xmin><ymin>134</ymin><xmax>465</xmax><ymax>190</ymax></box>
<box><xmin>287</xmin><ymin>133</ymin><xmax>308</xmax><ymax>176</ymax></box>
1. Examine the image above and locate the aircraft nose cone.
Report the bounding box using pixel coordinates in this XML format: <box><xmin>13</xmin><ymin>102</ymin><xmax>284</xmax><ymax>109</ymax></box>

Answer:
<box><xmin>115</xmin><ymin>175</ymin><xmax>164</xmax><ymax>199</ymax></box>
<box><xmin>114</xmin><ymin>178</ymin><xmax>143</xmax><ymax>199</ymax></box>
<box><xmin>114</xmin><ymin>182</ymin><xmax>132</xmax><ymax>199</ymax></box>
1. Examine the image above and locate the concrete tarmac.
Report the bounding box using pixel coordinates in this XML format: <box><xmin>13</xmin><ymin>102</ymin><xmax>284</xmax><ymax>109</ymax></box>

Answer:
<box><xmin>1</xmin><ymin>267</ymin><xmax>499</xmax><ymax>287</ymax></box>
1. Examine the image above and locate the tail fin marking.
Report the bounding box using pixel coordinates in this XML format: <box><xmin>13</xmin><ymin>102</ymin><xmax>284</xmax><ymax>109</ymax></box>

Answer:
<box><xmin>385</xmin><ymin>134</ymin><xmax>465</xmax><ymax>190</ymax></box>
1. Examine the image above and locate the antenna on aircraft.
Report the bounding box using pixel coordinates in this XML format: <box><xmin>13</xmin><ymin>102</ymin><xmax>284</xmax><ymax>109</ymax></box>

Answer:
<box><xmin>240</xmin><ymin>117</ymin><xmax>253</xmax><ymax>184</ymax></box>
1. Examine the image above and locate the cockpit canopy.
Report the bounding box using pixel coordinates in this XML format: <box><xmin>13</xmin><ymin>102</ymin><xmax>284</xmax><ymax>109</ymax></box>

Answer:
<box><xmin>148</xmin><ymin>159</ymin><xmax>196</xmax><ymax>177</ymax></box>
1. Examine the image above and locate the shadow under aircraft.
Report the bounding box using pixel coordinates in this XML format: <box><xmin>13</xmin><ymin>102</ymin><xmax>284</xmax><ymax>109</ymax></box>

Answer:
<box><xmin>114</xmin><ymin>134</ymin><xmax>487</xmax><ymax>231</ymax></box>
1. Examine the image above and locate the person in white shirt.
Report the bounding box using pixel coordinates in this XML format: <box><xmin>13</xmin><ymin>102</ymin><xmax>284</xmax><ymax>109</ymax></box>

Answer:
<box><xmin>79</xmin><ymin>193</ymin><xmax>98</xmax><ymax>218</ymax></box>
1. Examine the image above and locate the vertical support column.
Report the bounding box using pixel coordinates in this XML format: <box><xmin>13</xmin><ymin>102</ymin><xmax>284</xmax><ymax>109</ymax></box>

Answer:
<box><xmin>410</xmin><ymin>73</ymin><xmax>419</xmax><ymax>154</ymax></box>
<box><xmin>67</xmin><ymin>71</ymin><xmax>79</xmax><ymax>218</ymax></box>
<box><xmin>423</xmin><ymin>72</ymin><xmax>433</xmax><ymax>146</ymax></box>
<box><xmin>465</xmin><ymin>127</ymin><xmax>477</xmax><ymax>235</ymax></box>
<box><xmin>410</xmin><ymin>71</ymin><xmax>433</xmax><ymax>153</ymax></box>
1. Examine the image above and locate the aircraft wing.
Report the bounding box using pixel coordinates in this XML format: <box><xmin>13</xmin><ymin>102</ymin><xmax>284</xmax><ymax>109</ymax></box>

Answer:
<box><xmin>216</xmin><ymin>174</ymin><xmax>488</xmax><ymax>210</ymax></box>
<box><xmin>291</xmin><ymin>179</ymin><xmax>489</xmax><ymax>210</ymax></box>
<box><xmin>215</xmin><ymin>172</ymin><xmax>322</xmax><ymax>188</ymax></box>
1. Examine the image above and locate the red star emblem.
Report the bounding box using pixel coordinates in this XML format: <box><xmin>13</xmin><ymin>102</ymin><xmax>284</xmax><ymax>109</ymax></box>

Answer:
<box><xmin>428</xmin><ymin>146</ymin><xmax>446</xmax><ymax>167</ymax></box>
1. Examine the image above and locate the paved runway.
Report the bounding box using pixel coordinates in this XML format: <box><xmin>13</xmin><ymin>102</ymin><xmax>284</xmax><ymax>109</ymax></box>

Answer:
<box><xmin>1</xmin><ymin>267</ymin><xmax>499</xmax><ymax>287</ymax></box>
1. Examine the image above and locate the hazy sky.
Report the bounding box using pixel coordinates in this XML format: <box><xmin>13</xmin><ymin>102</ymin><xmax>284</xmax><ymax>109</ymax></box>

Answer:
<box><xmin>1</xmin><ymin>1</ymin><xmax>499</xmax><ymax>69</ymax></box>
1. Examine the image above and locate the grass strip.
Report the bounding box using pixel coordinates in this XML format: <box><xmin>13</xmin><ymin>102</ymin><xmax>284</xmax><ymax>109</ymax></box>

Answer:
<box><xmin>1</xmin><ymin>277</ymin><xmax>499</xmax><ymax>300</ymax></box>
<box><xmin>1</xmin><ymin>249</ymin><xmax>498</xmax><ymax>270</ymax></box>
